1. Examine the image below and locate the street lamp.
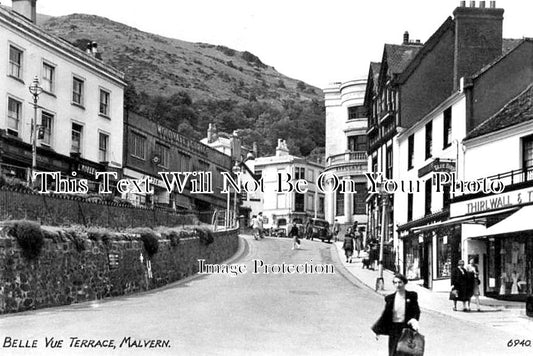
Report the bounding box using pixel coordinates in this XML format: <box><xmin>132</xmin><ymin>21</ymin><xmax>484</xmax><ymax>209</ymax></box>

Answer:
<box><xmin>28</xmin><ymin>76</ymin><xmax>43</xmax><ymax>185</ymax></box>
<box><xmin>376</xmin><ymin>183</ymin><xmax>389</xmax><ymax>291</ymax></box>
<box><xmin>232</xmin><ymin>162</ymin><xmax>241</xmax><ymax>228</ymax></box>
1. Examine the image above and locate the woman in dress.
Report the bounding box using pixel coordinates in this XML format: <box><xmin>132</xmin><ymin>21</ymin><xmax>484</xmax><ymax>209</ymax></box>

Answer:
<box><xmin>451</xmin><ymin>260</ymin><xmax>470</xmax><ymax>311</ymax></box>
<box><xmin>342</xmin><ymin>227</ymin><xmax>355</xmax><ymax>263</ymax></box>
<box><xmin>372</xmin><ymin>273</ymin><xmax>421</xmax><ymax>356</ymax></box>
<box><xmin>466</xmin><ymin>259</ymin><xmax>481</xmax><ymax>311</ymax></box>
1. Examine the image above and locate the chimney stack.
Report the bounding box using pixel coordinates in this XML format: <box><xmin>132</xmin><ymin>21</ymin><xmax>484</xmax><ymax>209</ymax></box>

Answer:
<box><xmin>403</xmin><ymin>31</ymin><xmax>409</xmax><ymax>45</ymax></box>
<box><xmin>275</xmin><ymin>139</ymin><xmax>289</xmax><ymax>157</ymax></box>
<box><xmin>459</xmin><ymin>1</ymin><xmax>466</xmax><ymax>7</ymax></box>
<box><xmin>453</xmin><ymin>2</ymin><xmax>503</xmax><ymax>90</ymax></box>
<box><xmin>479</xmin><ymin>1</ymin><xmax>486</xmax><ymax>8</ymax></box>
<box><xmin>12</xmin><ymin>0</ymin><xmax>37</xmax><ymax>23</ymax></box>
<box><xmin>490</xmin><ymin>1</ymin><xmax>496</xmax><ymax>8</ymax></box>
<box><xmin>469</xmin><ymin>1</ymin><xmax>476</xmax><ymax>7</ymax></box>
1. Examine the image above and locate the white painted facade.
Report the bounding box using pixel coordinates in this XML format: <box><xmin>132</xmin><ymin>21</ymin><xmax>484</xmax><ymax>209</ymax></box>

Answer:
<box><xmin>0</xmin><ymin>5</ymin><xmax>125</xmax><ymax>168</ymax></box>
<box><xmin>323</xmin><ymin>79</ymin><xmax>368</xmax><ymax>227</ymax></box>
<box><xmin>246</xmin><ymin>141</ymin><xmax>325</xmax><ymax>231</ymax></box>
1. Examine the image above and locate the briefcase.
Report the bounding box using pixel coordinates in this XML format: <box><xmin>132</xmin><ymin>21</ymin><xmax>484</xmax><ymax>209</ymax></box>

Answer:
<box><xmin>396</xmin><ymin>328</ymin><xmax>425</xmax><ymax>356</ymax></box>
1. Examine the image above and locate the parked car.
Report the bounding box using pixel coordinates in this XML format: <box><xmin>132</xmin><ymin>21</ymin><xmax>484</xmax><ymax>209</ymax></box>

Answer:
<box><xmin>271</xmin><ymin>218</ymin><xmax>304</xmax><ymax>238</ymax></box>
<box><xmin>308</xmin><ymin>218</ymin><xmax>333</xmax><ymax>243</ymax></box>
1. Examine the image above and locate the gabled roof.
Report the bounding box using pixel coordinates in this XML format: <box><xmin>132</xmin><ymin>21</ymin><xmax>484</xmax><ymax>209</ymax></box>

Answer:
<box><xmin>396</xmin><ymin>17</ymin><xmax>454</xmax><ymax>84</ymax></box>
<box><xmin>467</xmin><ymin>83</ymin><xmax>533</xmax><ymax>139</ymax></box>
<box><xmin>383</xmin><ymin>44</ymin><xmax>422</xmax><ymax>75</ymax></box>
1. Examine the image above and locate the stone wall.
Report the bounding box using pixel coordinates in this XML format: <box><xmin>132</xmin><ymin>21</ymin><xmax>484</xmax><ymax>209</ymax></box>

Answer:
<box><xmin>0</xmin><ymin>187</ymin><xmax>196</xmax><ymax>228</ymax></box>
<box><xmin>0</xmin><ymin>228</ymin><xmax>239</xmax><ymax>313</ymax></box>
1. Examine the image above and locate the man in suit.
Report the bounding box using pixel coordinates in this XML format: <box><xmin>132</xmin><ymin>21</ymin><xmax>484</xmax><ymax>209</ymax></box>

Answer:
<box><xmin>372</xmin><ymin>273</ymin><xmax>421</xmax><ymax>356</ymax></box>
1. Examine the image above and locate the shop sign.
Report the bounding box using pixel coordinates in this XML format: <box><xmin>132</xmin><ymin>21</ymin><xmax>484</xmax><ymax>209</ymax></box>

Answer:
<box><xmin>450</xmin><ymin>186</ymin><xmax>533</xmax><ymax>216</ymax></box>
<box><xmin>418</xmin><ymin>158</ymin><xmax>456</xmax><ymax>178</ymax></box>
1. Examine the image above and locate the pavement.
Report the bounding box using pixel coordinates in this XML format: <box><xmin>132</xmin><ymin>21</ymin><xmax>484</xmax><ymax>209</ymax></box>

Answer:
<box><xmin>332</xmin><ymin>241</ymin><xmax>533</xmax><ymax>338</ymax></box>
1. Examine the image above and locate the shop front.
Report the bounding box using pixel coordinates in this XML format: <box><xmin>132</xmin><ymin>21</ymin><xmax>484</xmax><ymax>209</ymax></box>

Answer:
<box><xmin>451</xmin><ymin>185</ymin><xmax>533</xmax><ymax>301</ymax></box>
<box><xmin>466</xmin><ymin>205</ymin><xmax>533</xmax><ymax>301</ymax></box>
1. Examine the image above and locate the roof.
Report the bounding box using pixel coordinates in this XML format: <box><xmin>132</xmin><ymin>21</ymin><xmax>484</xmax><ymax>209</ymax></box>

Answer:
<box><xmin>383</xmin><ymin>44</ymin><xmax>422</xmax><ymax>75</ymax></box>
<box><xmin>470</xmin><ymin>38</ymin><xmax>531</xmax><ymax>81</ymax></box>
<box><xmin>0</xmin><ymin>6</ymin><xmax>125</xmax><ymax>85</ymax></box>
<box><xmin>467</xmin><ymin>83</ymin><xmax>533</xmax><ymax>139</ymax></box>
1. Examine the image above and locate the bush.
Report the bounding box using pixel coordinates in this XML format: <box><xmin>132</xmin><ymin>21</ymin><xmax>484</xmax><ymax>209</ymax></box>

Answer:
<box><xmin>196</xmin><ymin>227</ymin><xmax>214</xmax><ymax>246</ymax></box>
<box><xmin>132</xmin><ymin>228</ymin><xmax>159</xmax><ymax>257</ymax></box>
<box><xmin>9</xmin><ymin>220</ymin><xmax>44</xmax><ymax>259</ymax></box>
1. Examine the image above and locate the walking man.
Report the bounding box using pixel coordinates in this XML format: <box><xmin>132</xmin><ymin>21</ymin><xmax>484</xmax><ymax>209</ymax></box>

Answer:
<box><xmin>257</xmin><ymin>212</ymin><xmax>264</xmax><ymax>239</ymax></box>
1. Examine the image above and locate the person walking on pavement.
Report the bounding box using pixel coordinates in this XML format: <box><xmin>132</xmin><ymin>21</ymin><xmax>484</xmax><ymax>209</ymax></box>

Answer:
<box><xmin>372</xmin><ymin>273</ymin><xmax>421</xmax><ymax>356</ymax></box>
<box><xmin>290</xmin><ymin>220</ymin><xmax>300</xmax><ymax>250</ymax></box>
<box><xmin>250</xmin><ymin>215</ymin><xmax>259</xmax><ymax>240</ymax></box>
<box><xmin>257</xmin><ymin>212</ymin><xmax>264</xmax><ymax>239</ymax></box>
<box><xmin>333</xmin><ymin>219</ymin><xmax>340</xmax><ymax>242</ymax></box>
<box><xmin>466</xmin><ymin>259</ymin><xmax>481</xmax><ymax>311</ymax></box>
<box><xmin>451</xmin><ymin>260</ymin><xmax>470</xmax><ymax>311</ymax></box>
<box><xmin>305</xmin><ymin>219</ymin><xmax>312</xmax><ymax>240</ymax></box>
<box><xmin>354</xmin><ymin>227</ymin><xmax>363</xmax><ymax>257</ymax></box>
<box><xmin>342</xmin><ymin>227</ymin><xmax>355</xmax><ymax>263</ymax></box>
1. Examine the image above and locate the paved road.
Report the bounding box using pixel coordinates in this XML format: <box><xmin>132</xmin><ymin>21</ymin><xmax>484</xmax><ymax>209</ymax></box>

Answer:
<box><xmin>0</xmin><ymin>236</ymin><xmax>531</xmax><ymax>356</ymax></box>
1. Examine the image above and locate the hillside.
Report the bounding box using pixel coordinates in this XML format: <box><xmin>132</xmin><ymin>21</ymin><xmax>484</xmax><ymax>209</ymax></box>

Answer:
<box><xmin>36</xmin><ymin>13</ymin><xmax>325</xmax><ymax>158</ymax></box>
<box><xmin>41</xmin><ymin>14</ymin><xmax>321</xmax><ymax>104</ymax></box>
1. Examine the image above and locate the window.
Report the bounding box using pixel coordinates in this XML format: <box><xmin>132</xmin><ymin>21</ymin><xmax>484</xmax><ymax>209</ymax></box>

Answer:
<box><xmin>131</xmin><ymin>132</ymin><xmax>146</xmax><ymax>159</ymax></box>
<box><xmin>308</xmin><ymin>169</ymin><xmax>314</xmax><ymax>182</ymax></box>
<box><xmin>72</xmin><ymin>77</ymin><xmax>84</xmax><ymax>105</ymax></box>
<box><xmin>7</xmin><ymin>97</ymin><xmax>22</xmax><ymax>136</ymax></box>
<box><xmin>295</xmin><ymin>193</ymin><xmax>305</xmax><ymax>212</ymax></box>
<box><xmin>348</xmin><ymin>135</ymin><xmax>367</xmax><ymax>151</ymax></box>
<box><xmin>276</xmin><ymin>194</ymin><xmax>286</xmax><ymax>209</ymax></box>
<box><xmin>42</xmin><ymin>63</ymin><xmax>55</xmax><ymax>93</ymax></box>
<box><xmin>353</xmin><ymin>183</ymin><xmax>366</xmax><ymax>215</ymax></box>
<box><xmin>99</xmin><ymin>89</ymin><xmax>110</xmax><ymax>116</ymax></box>
<box><xmin>348</xmin><ymin>105</ymin><xmax>367</xmax><ymax>120</ymax></box>
<box><xmin>71</xmin><ymin>123</ymin><xmax>83</xmax><ymax>154</ymax></box>
<box><xmin>407</xmin><ymin>193</ymin><xmax>413</xmax><ymax>221</ymax></box>
<box><xmin>443</xmin><ymin>107</ymin><xmax>452</xmax><ymax>148</ymax></box>
<box><xmin>443</xmin><ymin>185</ymin><xmax>451</xmax><ymax>209</ymax></box>
<box><xmin>372</xmin><ymin>155</ymin><xmax>378</xmax><ymax>173</ymax></box>
<box><xmin>294</xmin><ymin>167</ymin><xmax>305</xmax><ymax>180</ymax></box>
<box><xmin>307</xmin><ymin>194</ymin><xmax>315</xmax><ymax>211</ymax></box>
<box><xmin>335</xmin><ymin>190</ymin><xmax>344</xmax><ymax>216</ymax></box>
<box><xmin>9</xmin><ymin>45</ymin><xmax>23</xmax><ymax>79</ymax></box>
<box><xmin>408</xmin><ymin>134</ymin><xmax>414</xmax><ymax>170</ymax></box>
<box><xmin>386</xmin><ymin>145</ymin><xmax>393</xmax><ymax>179</ymax></box>
<box><xmin>40</xmin><ymin>112</ymin><xmax>53</xmax><ymax>146</ymax></box>
<box><xmin>155</xmin><ymin>142</ymin><xmax>169</xmax><ymax>168</ymax></box>
<box><xmin>425</xmin><ymin>178</ymin><xmax>432</xmax><ymax>216</ymax></box>
<box><xmin>436</xmin><ymin>235</ymin><xmax>452</xmax><ymax>278</ymax></box>
<box><xmin>98</xmin><ymin>132</ymin><xmax>109</xmax><ymax>162</ymax></box>
<box><xmin>425</xmin><ymin>121</ymin><xmax>433</xmax><ymax>159</ymax></box>
<box><xmin>319</xmin><ymin>197</ymin><xmax>325</xmax><ymax>214</ymax></box>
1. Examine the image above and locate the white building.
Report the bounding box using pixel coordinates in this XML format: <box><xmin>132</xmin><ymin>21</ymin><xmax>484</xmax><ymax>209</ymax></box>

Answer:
<box><xmin>323</xmin><ymin>79</ymin><xmax>368</xmax><ymax>231</ymax></box>
<box><xmin>0</xmin><ymin>1</ymin><xmax>125</xmax><ymax>186</ymax></box>
<box><xmin>246</xmin><ymin>139</ymin><xmax>325</xmax><ymax>233</ymax></box>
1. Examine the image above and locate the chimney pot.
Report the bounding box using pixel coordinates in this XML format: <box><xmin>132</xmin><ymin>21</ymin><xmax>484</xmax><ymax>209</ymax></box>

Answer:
<box><xmin>416</xmin><ymin>39</ymin><xmax>421</xmax><ymax>44</ymax></box>
<box><xmin>459</xmin><ymin>1</ymin><xmax>466</xmax><ymax>7</ymax></box>
<box><xmin>403</xmin><ymin>31</ymin><xmax>409</xmax><ymax>44</ymax></box>
<box><xmin>490</xmin><ymin>1</ymin><xmax>496</xmax><ymax>8</ymax></box>
<box><xmin>479</xmin><ymin>1</ymin><xmax>486</xmax><ymax>8</ymax></box>
<box><xmin>469</xmin><ymin>1</ymin><xmax>476</xmax><ymax>7</ymax></box>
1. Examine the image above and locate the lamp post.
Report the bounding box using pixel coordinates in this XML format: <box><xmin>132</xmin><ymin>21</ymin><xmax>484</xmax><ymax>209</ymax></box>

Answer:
<box><xmin>28</xmin><ymin>76</ymin><xmax>43</xmax><ymax>185</ymax></box>
<box><xmin>376</xmin><ymin>184</ymin><xmax>389</xmax><ymax>291</ymax></box>
<box><xmin>232</xmin><ymin>161</ymin><xmax>241</xmax><ymax>228</ymax></box>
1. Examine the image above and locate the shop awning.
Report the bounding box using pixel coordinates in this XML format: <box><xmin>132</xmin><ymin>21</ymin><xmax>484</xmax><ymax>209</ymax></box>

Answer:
<box><xmin>411</xmin><ymin>207</ymin><xmax>518</xmax><ymax>233</ymax></box>
<box><xmin>468</xmin><ymin>205</ymin><xmax>533</xmax><ymax>238</ymax></box>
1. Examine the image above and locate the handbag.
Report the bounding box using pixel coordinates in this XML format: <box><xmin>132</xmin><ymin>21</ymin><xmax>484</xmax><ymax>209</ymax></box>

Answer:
<box><xmin>371</xmin><ymin>314</ymin><xmax>390</xmax><ymax>336</ymax></box>
<box><xmin>396</xmin><ymin>328</ymin><xmax>425</xmax><ymax>356</ymax></box>
<box><xmin>449</xmin><ymin>289</ymin><xmax>458</xmax><ymax>300</ymax></box>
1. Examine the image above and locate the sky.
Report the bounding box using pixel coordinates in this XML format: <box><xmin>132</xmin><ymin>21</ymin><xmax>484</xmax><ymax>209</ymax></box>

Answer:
<box><xmin>32</xmin><ymin>0</ymin><xmax>533</xmax><ymax>88</ymax></box>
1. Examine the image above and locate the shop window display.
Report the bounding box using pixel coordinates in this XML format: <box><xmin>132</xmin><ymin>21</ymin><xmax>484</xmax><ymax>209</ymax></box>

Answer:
<box><xmin>437</xmin><ymin>235</ymin><xmax>451</xmax><ymax>278</ymax></box>
<box><xmin>499</xmin><ymin>239</ymin><xmax>527</xmax><ymax>295</ymax></box>
<box><xmin>405</xmin><ymin>237</ymin><xmax>420</xmax><ymax>280</ymax></box>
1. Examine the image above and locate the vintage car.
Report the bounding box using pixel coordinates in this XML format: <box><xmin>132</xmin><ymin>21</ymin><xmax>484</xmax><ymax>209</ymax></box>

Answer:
<box><xmin>270</xmin><ymin>218</ymin><xmax>304</xmax><ymax>238</ymax></box>
<box><xmin>307</xmin><ymin>218</ymin><xmax>333</xmax><ymax>243</ymax></box>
